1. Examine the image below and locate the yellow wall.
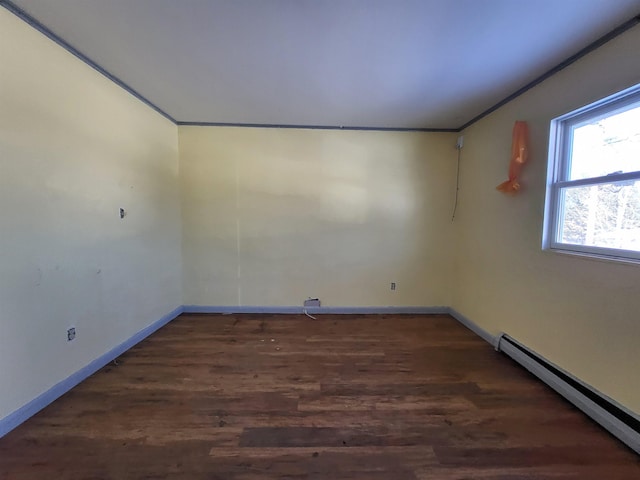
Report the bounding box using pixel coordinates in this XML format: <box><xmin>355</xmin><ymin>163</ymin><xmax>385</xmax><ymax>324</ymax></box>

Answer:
<box><xmin>453</xmin><ymin>26</ymin><xmax>640</xmax><ymax>412</ymax></box>
<box><xmin>3</xmin><ymin>0</ymin><xmax>640</xmax><ymax>428</ymax></box>
<box><xmin>180</xmin><ymin>127</ymin><xmax>457</xmax><ymax>307</ymax></box>
<box><xmin>0</xmin><ymin>9</ymin><xmax>182</xmax><ymax>420</ymax></box>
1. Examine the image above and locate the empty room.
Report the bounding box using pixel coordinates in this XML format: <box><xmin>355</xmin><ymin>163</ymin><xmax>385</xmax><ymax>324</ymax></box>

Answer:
<box><xmin>1</xmin><ymin>0</ymin><xmax>639</xmax><ymax>478</ymax></box>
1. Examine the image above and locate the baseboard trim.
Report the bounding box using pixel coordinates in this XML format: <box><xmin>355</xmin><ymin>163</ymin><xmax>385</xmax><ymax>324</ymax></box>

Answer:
<box><xmin>4</xmin><ymin>304</ymin><xmax>638</xmax><ymax>455</ymax></box>
<box><xmin>497</xmin><ymin>333</ymin><xmax>640</xmax><ymax>454</ymax></box>
<box><xmin>447</xmin><ymin>308</ymin><xmax>640</xmax><ymax>453</ymax></box>
<box><xmin>0</xmin><ymin>305</ymin><xmax>184</xmax><ymax>438</ymax></box>
<box><xmin>447</xmin><ymin>307</ymin><xmax>498</xmax><ymax>347</ymax></box>
<box><xmin>182</xmin><ymin>305</ymin><xmax>450</xmax><ymax>315</ymax></box>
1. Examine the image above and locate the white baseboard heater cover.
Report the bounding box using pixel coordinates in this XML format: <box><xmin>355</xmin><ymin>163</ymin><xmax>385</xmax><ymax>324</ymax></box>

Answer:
<box><xmin>496</xmin><ymin>333</ymin><xmax>640</xmax><ymax>455</ymax></box>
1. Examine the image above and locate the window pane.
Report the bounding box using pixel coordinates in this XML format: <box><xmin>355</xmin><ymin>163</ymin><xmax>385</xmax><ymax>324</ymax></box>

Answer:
<box><xmin>569</xmin><ymin>103</ymin><xmax>640</xmax><ymax>180</ymax></box>
<box><xmin>559</xmin><ymin>180</ymin><xmax>640</xmax><ymax>252</ymax></box>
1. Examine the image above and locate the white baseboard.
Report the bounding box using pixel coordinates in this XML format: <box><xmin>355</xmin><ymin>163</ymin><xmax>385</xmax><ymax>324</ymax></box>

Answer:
<box><xmin>0</xmin><ymin>304</ymin><xmax>448</xmax><ymax>438</ymax></box>
<box><xmin>3</xmin><ymin>304</ymin><xmax>638</xmax><ymax>456</ymax></box>
<box><xmin>183</xmin><ymin>305</ymin><xmax>450</xmax><ymax>315</ymax></box>
<box><xmin>0</xmin><ymin>305</ymin><xmax>184</xmax><ymax>438</ymax></box>
<box><xmin>496</xmin><ymin>334</ymin><xmax>640</xmax><ymax>454</ymax></box>
<box><xmin>447</xmin><ymin>307</ymin><xmax>498</xmax><ymax>347</ymax></box>
<box><xmin>447</xmin><ymin>308</ymin><xmax>639</xmax><ymax>454</ymax></box>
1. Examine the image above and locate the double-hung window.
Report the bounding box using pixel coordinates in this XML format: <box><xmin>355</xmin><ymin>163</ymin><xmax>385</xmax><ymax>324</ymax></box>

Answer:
<box><xmin>543</xmin><ymin>84</ymin><xmax>640</xmax><ymax>263</ymax></box>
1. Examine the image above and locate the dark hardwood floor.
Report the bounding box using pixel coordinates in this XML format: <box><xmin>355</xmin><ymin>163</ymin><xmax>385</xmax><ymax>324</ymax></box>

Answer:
<box><xmin>0</xmin><ymin>314</ymin><xmax>638</xmax><ymax>479</ymax></box>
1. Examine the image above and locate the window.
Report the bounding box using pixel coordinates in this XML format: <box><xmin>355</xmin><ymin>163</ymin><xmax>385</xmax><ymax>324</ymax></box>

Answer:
<box><xmin>543</xmin><ymin>84</ymin><xmax>640</xmax><ymax>263</ymax></box>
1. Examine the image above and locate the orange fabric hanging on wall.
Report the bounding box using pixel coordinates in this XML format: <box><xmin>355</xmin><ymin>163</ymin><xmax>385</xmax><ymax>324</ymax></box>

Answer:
<box><xmin>496</xmin><ymin>121</ymin><xmax>529</xmax><ymax>194</ymax></box>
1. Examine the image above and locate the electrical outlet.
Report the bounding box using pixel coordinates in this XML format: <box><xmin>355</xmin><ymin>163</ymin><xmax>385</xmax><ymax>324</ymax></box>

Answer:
<box><xmin>391</xmin><ymin>282</ymin><xmax>396</xmax><ymax>291</ymax></box>
<box><xmin>304</xmin><ymin>298</ymin><xmax>321</xmax><ymax>307</ymax></box>
<box><xmin>67</xmin><ymin>327</ymin><xmax>76</xmax><ymax>342</ymax></box>
<box><xmin>456</xmin><ymin>135</ymin><xmax>464</xmax><ymax>150</ymax></box>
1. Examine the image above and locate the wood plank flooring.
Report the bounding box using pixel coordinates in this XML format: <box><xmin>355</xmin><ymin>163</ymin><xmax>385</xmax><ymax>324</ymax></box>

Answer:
<box><xmin>0</xmin><ymin>314</ymin><xmax>638</xmax><ymax>479</ymax></box>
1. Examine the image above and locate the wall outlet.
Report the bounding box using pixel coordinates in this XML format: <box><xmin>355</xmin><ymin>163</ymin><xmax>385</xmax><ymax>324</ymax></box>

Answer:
<box><xmin>391</xmin><ymin>282</ymin><xmax>396</xmax><ymax>291</ymax></box>
<box><xmin>67</xmin><ymin>327</ymin><xmax>76</xmax><ymax>342</ymax></box>
<box><xmin>304</xmin><ymin>298</ymin><xmax>321</xmax><ymax>307</ymax></box>
<box><xmin>456</xmin><ymin>135</ymin><xmax>464</xmax><ymax>150</ymax></box>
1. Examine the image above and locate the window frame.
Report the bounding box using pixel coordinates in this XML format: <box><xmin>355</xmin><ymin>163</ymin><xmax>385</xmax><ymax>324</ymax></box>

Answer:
<box><xmin>543</xmin><ymin>83</ymin><xmax>640</xmax><ymax>264</ymax></box>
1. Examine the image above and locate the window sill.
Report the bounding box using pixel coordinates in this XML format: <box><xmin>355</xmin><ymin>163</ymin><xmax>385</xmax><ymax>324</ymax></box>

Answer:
<box><xmin>543</xmin><ymin>247</ymin><xmax>640</xmax><ymax>267</ymax></box>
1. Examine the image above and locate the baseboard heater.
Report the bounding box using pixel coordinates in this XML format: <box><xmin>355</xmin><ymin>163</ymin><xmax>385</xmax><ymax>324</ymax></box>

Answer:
<box><xmin>495</xmin><ymin>333</ymin><xmax>640</xmax><ymax>454</ymax></box>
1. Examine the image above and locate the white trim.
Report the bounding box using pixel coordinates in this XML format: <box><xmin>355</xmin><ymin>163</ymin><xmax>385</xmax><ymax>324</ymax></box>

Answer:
<box><xmin>543</xmin><ymin>82</ymin><xmax>640</xmax><ymax>263</ymax></box>
<box><xmin>447</xmin><ymin>308</ymin><xmax>499</xmax><ymax>348</ymax></box>
<box><xmin>0</xmin><ymin>306</ymin><xmax>184</xmax><ymax>438</ymax></box>
<box><xmin>4</xmin><ymin>304</ymin><xmax>639</xmax><ymax>456</ymax></box>
<box><xmin>183</xmin><ymin>305</ymin><xmax>449</xmax><ymax>315</ymax></box>
<box><xmin>498</xmin><ymin>334</ymin><xmax>640</xmax><ymax>455</ymax></box>
<box><xmin>0</xmin><ymin>304</ymin><xmax>449</xmax><ymax>438</ymax></box>
<box><xmin>548</xmin><ymin>242</ymin><xmax>640</xmax><ymax>263</ymax></box>
<box><xmin>543</xmin><ymin>247</ymin><xmax>640</xmax><ymax>267</ymax></box>
<box><xmin>449</xmin><ymin>311</ymin><xmax>640</xmax><ymax>453</ymax></box>
<box><xmin>556</xmin><ymin>83</ymin><xmax>640</xmax><ymax>124</ymax></box>
<box><xmin>555</xmin><ymin>171</ymin><xmax>640</xmax><ymax>189</ymax></box>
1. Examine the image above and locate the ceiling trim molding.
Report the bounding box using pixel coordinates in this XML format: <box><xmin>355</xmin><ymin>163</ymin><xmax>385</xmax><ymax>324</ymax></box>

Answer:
<box><xmin>457</xmin><ymin>12</ymin><xmax>640</xmax><ymax>132</ymax></box>
<box><xmin>3</xmin><ymin>0</ymin><xmax>638</xmax><ymax>132</ymax></box>
<box><xmin>177</xmin><ymin>121</ymin><xmax>458</xmax><ymax>133</ymax></box>
<box><xmin>0</xmin><ymin>0</ymin><xmax>177</xmax><ymax>124</ymax></box>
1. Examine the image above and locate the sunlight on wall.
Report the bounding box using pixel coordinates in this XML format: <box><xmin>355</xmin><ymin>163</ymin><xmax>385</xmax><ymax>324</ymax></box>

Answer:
<box><xmin>453</xmin><ymin>25</ymin><xmax>640</xmax><ymax>413</ymax></box>
<box><xmin>180</xmin><ymin>126</ymin><xmax>457</xmax><ymax>308</ymax></box>
<box><xmin>0</xmin><ymin>8</ymin><xmax>181</xmax><ymax>421</ymax></box>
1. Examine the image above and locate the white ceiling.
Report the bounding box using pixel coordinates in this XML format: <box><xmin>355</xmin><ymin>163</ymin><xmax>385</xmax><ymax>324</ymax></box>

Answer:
<box><xmin>8</xmin><ymin>0</ymin><xmax>640</xmax><ymax>129</ymax></box>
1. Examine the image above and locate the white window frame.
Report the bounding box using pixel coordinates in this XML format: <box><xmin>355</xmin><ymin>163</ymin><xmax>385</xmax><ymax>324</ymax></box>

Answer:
<box><xmin>543</xmin><ymin>83</ymin><xmax>640</xmax><ymax>264</ymax></box>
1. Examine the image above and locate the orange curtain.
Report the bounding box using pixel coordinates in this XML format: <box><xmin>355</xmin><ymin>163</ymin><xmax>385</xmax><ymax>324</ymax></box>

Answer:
<box><xmin>496</xmin><ymin>121</ymin><xmax>529</xmax><ymax>194</ymax></box>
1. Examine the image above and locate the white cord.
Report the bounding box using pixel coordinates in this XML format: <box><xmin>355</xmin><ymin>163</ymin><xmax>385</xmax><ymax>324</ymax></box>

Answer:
<box><xmin>452</xmin><ymin>146</ymin><xmax>462</xmax><ymax>221</ymax></box>
<box><xmin>303</xmin><ymin>308</ymin><xmax>317</xmax><ymax>320</ymax></box>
